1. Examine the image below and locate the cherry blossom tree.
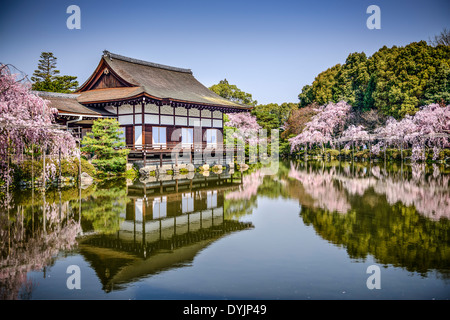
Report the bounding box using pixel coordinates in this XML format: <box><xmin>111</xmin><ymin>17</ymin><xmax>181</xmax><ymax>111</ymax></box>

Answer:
<box><xmin>0</xmin><ymin>64</ymin><xmax>77</xmax><ymax>184</ymax></box>
<box><xmin>225</xmin><ymin>112</ymin><xmax>261</xmax><ymax>144</ymax></box>
<box><xmin>289</xmin><ymin>101</ymin><xmax>352</xmax><ymax>152</ymax></box>
<box><xmin>406</xmin><ymin>103</ymin><xmax>450</xmax><ymax>160</ymax></box>
<box><xmin>340</xmin><ymin>125</ymin><xmax>370</xmax><ymax>149</ymax></box>
<box><xmin>371</xmin><ymin>104</ymin><xmax>449</xmax><ymax>161</ymax></box>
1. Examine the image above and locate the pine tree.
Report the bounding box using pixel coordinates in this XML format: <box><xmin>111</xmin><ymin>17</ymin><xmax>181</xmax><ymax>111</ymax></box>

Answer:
<box><xmin>81</xmin><ymin>118</ymin><xmax>129</xmax><ymax>173</ymax></box>
<box><xmin>31</xmin><ymin>52</ymin><xmax>60</xmax><ymax>83</ymax></box>
<box><xmin>31</xmin><ymin>52</ymin><xmax>79</xmax><ymax>93</ymax></box>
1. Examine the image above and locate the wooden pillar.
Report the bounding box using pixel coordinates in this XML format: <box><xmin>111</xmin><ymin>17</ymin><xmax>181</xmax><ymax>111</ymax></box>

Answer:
<box><xmin>160</xmin><ymin>153</ymin><xmax>163</xmax><ymax>166</ymax></box>
<box><xmin>142</xmin><ymin>100</ymin><xmax>145</xmax><ymax>147</ymax></box>
<box><xmin>174</xmin><ymin>215</ymin><xmax>176</xmax><ymax>236</ymax></box>
<box><xmin>142</xmin><ymin>201</ymin><xmax>146</xmax><ymax>256</ymax></box>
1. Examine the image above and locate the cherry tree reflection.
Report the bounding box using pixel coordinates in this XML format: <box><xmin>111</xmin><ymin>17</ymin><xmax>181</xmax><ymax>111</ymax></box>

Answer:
<box><xmin>287</xmin><ymin>161</ymin><xmax>450</xmax><ymax>221</ymax></box>
<box><xmin>292</xmin><ymin>161</ymin><xmax>450</xmax><ymax>276</ymax></box>
<box><xmin>288</xmin><ymin>163</ymin><xmax>351</xmax><ymax>214</ymax></box>
<box><xmin>0</xmin><ymin>189</ymin><xmax>82</xmax><ymax>299</ymax></box>
<box><xmin>226</xmin><ymin>170</ymin><xmax>264</xmax><ymax>201</ymax></box>
<box><xmin>224</xmin><ymin>170</ymin><xmax>265</xmax><ymax>219</ymax></box>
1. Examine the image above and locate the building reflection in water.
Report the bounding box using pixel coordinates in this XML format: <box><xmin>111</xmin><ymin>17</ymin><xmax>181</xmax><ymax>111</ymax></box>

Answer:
<box><xmin>4</xmin><ymin>161</ymin><xmax>448</xmax><ymax>297</ymax></box>
<box><xmin>78</xmin><ymin>171</ymin><xmax>254</xmax><ymax>292</ymax></box>
<box><xmin>0</xmin><ymin>170</ymin><xmax>254</xmax><ymax>297</ymax></box>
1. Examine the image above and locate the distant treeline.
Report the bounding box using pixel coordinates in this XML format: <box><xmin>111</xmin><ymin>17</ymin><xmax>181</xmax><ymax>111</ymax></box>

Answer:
<box><xmin>298</xmin><ymin>41</ymin><xmax>450</xmax><ymax>118</ymax></box>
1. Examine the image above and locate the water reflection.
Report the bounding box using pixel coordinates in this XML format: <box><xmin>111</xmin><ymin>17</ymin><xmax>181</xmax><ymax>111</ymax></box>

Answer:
<box><xmin>0</xmin><ymin>187</ymin><xmax>83</xmax><ymax>299</ymax></box>
<box><xmin>1</xmin><ymin>161</ymin><xmax>449</xmax><ymax>299</ymax></box>
<box><xmin>0</xmin><ymin>170</ymin><xmax>253</xmax><ymax>297</ymax></box>
<box><xmin>287</xmin><ymin>161</ymin><xmax>450</xmax><ymax>277</ymax></box>
<box><xmin>288</xmin><ymin>161</ymin><xmax>450</xmax><ymax>221</ymax></box>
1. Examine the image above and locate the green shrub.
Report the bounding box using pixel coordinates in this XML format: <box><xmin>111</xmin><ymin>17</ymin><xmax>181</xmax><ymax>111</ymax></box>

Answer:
<box><xmin>440</xmin><ymin>149</ymin><xmax>450</xmax><ymax>161</ymax></box>
<box><xmin>80</xmin><ymin>157</ymin><xmax>96</xmax><ymax>176</ymax></box>
<box><xmin>13</xmin><ymin>156</ymin><xmax>96</xmax><ymax>182</ymax></box>
<box><xmin>325</xmin><ymin>149</ymin><xmax>340</xmax><ymax>157</ymax></box>
<box><xmin>354</xmin><ymin>150</ymin><xmax>370</xmax><ymax>159</ymax></box>
<box><xmin>91</xmin><ymin>157</ymin><xmax>127</xmax><ymax>174</ymax></box>
<box><xmin>81</xmin><ymin>118</ymin><xmax>129</xmax><ymax>173</ymax></box>
<box><xmin>124</xmin><ymin>168</ymin><xmax>138</xmax><ymax>179</ymax></box>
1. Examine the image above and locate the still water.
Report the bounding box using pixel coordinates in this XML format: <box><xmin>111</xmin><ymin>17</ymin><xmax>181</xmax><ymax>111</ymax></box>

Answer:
<box><xmin>1</xmin><ymin>161</ymin><xmax>449</xmax><ymax>300</ymax></box>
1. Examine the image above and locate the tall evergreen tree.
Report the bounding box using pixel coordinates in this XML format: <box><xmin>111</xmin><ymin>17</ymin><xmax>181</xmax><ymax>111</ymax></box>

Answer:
<box><xmin>31</xmin><ymin>52</ymin><xmax>60</xmax><ymax>83</ymax></box>
<box><xmin>31</xmin><ymin>52</ymin><xmax>79</xmax><ymax>93</ymax></box>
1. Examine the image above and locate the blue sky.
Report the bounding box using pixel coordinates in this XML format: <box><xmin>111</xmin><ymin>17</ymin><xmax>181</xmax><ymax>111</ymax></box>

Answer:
<box><xmin>1</xmin><ymin>0</ymin><xmax>449</xmax><ymax>105</ymax></box>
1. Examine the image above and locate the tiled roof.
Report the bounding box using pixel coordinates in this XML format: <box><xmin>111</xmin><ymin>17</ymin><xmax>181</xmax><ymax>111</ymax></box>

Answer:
<box><xmin>33</xmin><ymin>91</ymin><xmax>115</xmax><ymax>117</ymax></box>
<box><xmin>83</xmin><ymin>51</ymin><xmax>250</xmax><ymax>109</ymax></box>
<box><xmin>76</xmin><ymin>87</ymin><xmax>145</xmax><ymax>104</ymax></box>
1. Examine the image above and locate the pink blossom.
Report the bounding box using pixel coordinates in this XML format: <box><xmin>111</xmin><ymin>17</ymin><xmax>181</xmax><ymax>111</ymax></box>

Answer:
<box><xmin>289</xmin><ymin>101</ymin><xmax>351</xmax><ymax>152</ymax></box>
<box><xmin>225</xmin><ymin>112</ymin><xmax>261</xmax><ymax>144</ymax></box>
<box><xmin>0</xmin><ymin>65</ymin><xmax>78</xmax><ymax>183</ymax></box>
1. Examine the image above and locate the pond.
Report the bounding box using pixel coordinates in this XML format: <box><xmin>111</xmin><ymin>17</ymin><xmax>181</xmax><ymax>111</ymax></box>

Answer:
<box><xmin>0</xmin><ymin>160</ymin><xmax>449</xmax><ymax>300</ymax></box>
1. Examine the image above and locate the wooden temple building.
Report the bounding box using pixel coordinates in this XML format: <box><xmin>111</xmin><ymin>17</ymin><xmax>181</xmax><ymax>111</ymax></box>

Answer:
<box><xmin>35</xmin><ymin>50</ymin><xmax>251</xmax><ymax>161</ymax></box>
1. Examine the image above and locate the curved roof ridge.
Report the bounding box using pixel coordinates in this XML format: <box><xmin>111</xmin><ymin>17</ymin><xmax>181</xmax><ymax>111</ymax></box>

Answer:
<box><xmin>32</xmin><ymin>91</ymin><xmax>80</xmax><ymax>99</ymax></box>
<box><xmin>103</xmin><ymin>50</ymin><xmax>192</xmax><ymax>74</ymax></box>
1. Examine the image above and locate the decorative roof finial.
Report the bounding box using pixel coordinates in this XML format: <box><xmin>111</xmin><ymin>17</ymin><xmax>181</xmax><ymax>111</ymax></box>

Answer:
<box><xmin>103</xmin><ymin>50</ymin><xmax>112</xmax><ymax>60</ymax></box>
